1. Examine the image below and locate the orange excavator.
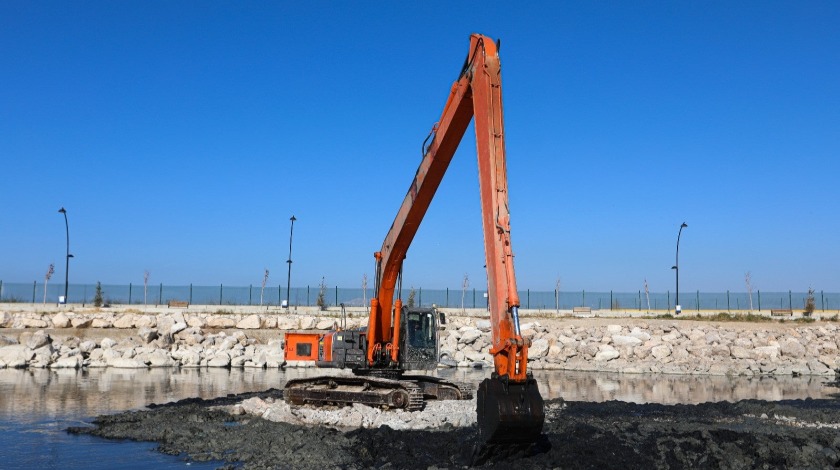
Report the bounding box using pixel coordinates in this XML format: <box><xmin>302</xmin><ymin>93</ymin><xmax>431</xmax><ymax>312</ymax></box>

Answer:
<box><xmin>283</xmin><ymin>33</ymin><xmax>544</xmax><ymax>444</ymax></box>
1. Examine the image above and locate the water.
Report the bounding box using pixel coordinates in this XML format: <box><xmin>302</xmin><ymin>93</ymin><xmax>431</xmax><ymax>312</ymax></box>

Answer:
<box><xmin>1</xmin><ymin>367</ymin><xmax>837</xmax><ymax>469</ymax></box>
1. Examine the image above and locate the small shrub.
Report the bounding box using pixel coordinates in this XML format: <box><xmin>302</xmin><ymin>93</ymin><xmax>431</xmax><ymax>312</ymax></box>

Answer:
<box><xmin>804</xmin><ymin>288</ymin><xmax>816</xmax><ymax>316</ymax></box>
<box><xmin>316</xmin><ymin>277</ymin><xmax>327</xmax><ymax>311</ymax></box>
<box><xmin>407</xmin><ymin>287</ymin><xmax>416</xmax><ymax>308</ymax></box>
<box><xmin>94</xmin><ymin>282</ymin><xmax>103</xmax><ymax>308</ymax></box>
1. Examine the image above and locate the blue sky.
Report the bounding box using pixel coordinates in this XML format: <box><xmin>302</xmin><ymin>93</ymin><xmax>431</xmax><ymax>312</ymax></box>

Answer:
<box><xmin>1</xmin><ymin>2</ymin><xmax>838</xmax><ymax>293</ymax></box>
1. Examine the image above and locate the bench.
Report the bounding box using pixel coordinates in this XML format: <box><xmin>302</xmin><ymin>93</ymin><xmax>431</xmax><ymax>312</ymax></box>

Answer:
<box><xmin>573</xmin><ymin>306</ymin><xmax>592</xmax><ymax>315</ymax></box>
<box><xmin>167</xmin><ymin>300</ymin><xmax>189</xmax><ymax>308</ymax></box>
<box><xmin>770</xmin><ymin>309</ymin><xmax>792</xmax><ymax>317</ymax></box>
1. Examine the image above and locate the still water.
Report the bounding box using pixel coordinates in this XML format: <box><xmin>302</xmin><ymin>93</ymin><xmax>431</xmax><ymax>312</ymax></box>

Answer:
<box><xmin>1</xmin><ymin>367</ymin><xmax>837</xmax><ymax>469</ymax></box>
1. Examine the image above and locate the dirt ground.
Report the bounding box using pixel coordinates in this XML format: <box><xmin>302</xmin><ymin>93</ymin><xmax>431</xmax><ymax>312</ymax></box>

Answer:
<box><xmin>68</xmin><ymin>383</ymin><xmax>840</xmax><ymax>470</ymax></box>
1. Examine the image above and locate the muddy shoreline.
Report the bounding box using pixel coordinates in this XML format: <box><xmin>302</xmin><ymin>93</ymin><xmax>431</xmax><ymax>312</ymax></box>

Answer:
<box><xmin>69</xmin><ymin>386</ymin><xmax>840</xmax><ymax>469</ymax></box>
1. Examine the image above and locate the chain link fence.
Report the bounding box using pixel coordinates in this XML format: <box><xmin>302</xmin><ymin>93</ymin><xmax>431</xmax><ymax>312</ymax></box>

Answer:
<box><xmin>1</xmin><ymin>281</ymin><xmax>837</xmax><ymax>312</ymax></box>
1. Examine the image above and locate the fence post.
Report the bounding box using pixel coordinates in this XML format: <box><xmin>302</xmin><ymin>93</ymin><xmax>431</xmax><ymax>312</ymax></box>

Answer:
<box><xmin>527</xmin><ymin>289</ymin><xmax>530</xmax><ymax>309</ymax></box>
<box><xmin>446</xmin><ymin>288</ymin><xmax>449</xmax><ymax>307</ymax></box>
<box><xmin>757</xmin><ymin>290</ymin><xmax>761</xmax><ymax>311</ymax></box>
<box><xmin>610</xmin><ymin>290</ymin><xmax>613</xmax><ymax>310</ymax></box>
<box><xmin>667</xmin><ymin>291</ymin><xmax>670</xmax><ymax>311</ymax></box>
<box><xmin>220</xmin><ymin>284</ymin><xmax>223</xmax><ymax>305</ymax></box>
<box><xmin>473</xmin><ymin>288</ymin><xmax>476</xmax><ymax>308</ymax></box>
<box><xmin>335</xmin><ymin>286</ymin><xmax>338</xmax><ymax>307</ymax></box>
<box><xmin>727</xmin><ymin>291</ymin><xmax>730</xmax><ymax>312</ymax></box>
<box><xmin>696</xmin><ymin>290</ymin><xmax>700</xmax><ymax>312</ymax></box>
<box><xmin>419</xmin><ymin>287</ymin><xmax>422</xmax><ymax>307</ymax></box>
<box><xmin>638</xmin><ymin>290</ymin><xmax>641</xmax><ymax>311</ymax></box>
<box><xmin>32</xmin><ymin>281</ymin><xmax>36</xmax><ymax>303</ymax></box>
<box><xmin>129</xmin><ymin>283</ymin><xmax>132</xmax><ymax>305</ymax></box>
<box><xmin>158</xmin><ymin>283</ymin><xmax>162</xmax><ymax>306</ymax></box>
<box><xmin>789</xmin><ymin>290</ymin><xmax>792</xmax><ymax>310</ymax></box>
<box><xmin>821</xmin><ymin>290</ymin><xmax>825</xmax><ymax>311</ymax></box>
<box><xmin>582</xmin><ymin>290</ymin><xmax>585</xmax><ymax>308</ymax></box>
<box><xmin>190</xmin><ymin>284</ymin><xmax>193</xmax><ymax>305</ymax></box>
<box><xmin>307</xmin><ymin>286</ymin><xmax>310</xmax><ymax>306</ymax></box>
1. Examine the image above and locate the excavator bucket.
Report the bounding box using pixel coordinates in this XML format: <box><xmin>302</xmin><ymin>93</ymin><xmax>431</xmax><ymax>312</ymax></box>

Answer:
<box><xmin>476</xmin><ymin>375</ymin><xmax>545</xmax><ymax>444</ymax></box>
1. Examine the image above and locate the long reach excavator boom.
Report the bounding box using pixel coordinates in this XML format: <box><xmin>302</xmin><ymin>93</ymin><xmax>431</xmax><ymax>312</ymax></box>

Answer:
<box><xmin>283</xmin><ymin>33</ymin><xmax>544</xmax><ymax>446</ymax></box>
<box><xmin>367</xmin><ymin>33</ymin><xmax>543</xmax><ymax>444</ymax></box>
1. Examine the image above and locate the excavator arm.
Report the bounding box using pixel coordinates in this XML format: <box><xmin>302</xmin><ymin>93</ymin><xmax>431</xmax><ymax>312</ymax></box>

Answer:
<box><xmin>367</xmin><ymin>34</ymin><xmax>544</xmax><ymax>444</ymax></box>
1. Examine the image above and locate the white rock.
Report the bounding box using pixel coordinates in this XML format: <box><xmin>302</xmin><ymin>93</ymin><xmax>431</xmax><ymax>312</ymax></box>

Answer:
<box><xmin>236</xmin><ymin>315</ymin><xmax>262</xmax><ymax>330</ymax></box>
<box><xmin>100</xmin><ymin>338</ymin><xmax>117</xmax><ymax>349</ymax></box>
<box><xmin>208</xmin><ymin>352</ymin><xmax>231</xmax><ymax>367</ymax></box>
<box><xmin>612</xmin><ymin>335</ymin><xmax>643</xmax><ymax>347</ymax></box>
<box><xmin>108</xmin><ymin>358</ymin><xmax>147</xmax><ymax>368</ymax></box>
<box><xmin>113</xmin><ymin>315</ymin><xmax>135</xmax><ymax>329</ymax></box>
<box><xmin>529</xmin><ymin>338</ymin><xmax>550</xmax><ymax>358</ymax></box>
<box><xmin>606</xmin><ymin>325</ymin><xmax>623</xmax><ymax>335</ymax></box>
<box><xmin>651</xmin><ymin>345</ymin><xmax>671</xmax><ymax>359</ymax></box>
<box><xmin>51</xmin><ymin>355</ymin><xmax>82</xmax><ymax>369</ymax></box>
<box><xmin>52</xmin><ymin>313</ymin><xmax>71</xmax><ymax>328</ymax></box>
<box><xmin>594</xmin><ymin>348</ymin><xmax>620</xmax><ymax>362</ymax></box>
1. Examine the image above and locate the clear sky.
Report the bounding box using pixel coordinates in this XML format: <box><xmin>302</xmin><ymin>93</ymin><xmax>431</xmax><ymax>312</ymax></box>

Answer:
<box><xmin>2</xmin><ymin>2</ymin><xmax>838</xmax><ymax>293</ymax></box>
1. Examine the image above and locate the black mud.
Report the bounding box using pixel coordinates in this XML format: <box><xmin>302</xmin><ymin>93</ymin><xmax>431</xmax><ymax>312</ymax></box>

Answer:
<box><xmin>68</xmin><ymin>392</ymin><xmax>840</xmax><ymax>469</ymax></box>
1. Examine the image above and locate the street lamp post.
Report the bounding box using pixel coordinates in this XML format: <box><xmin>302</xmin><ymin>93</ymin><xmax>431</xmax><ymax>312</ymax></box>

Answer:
<box><xmin>285</xmin><ymin>215</ymin><xmax>296</xmax><ymax>308</ymax></box>
<box><xmin>671</xmin><ymin>222</ymin><xmax>687</xmax><ymax>314</ymax></box>
<box><xmin>58</xmin><ymin>207</ymin><xmax>74</xmax><ymax>304</ymax></box>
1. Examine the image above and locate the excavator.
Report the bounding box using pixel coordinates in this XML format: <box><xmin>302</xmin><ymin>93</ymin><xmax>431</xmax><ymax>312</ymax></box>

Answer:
<box><xmin>283</xmin><ymin>33</ymin><xmax>544</xmax><ymax>445</ymax></box>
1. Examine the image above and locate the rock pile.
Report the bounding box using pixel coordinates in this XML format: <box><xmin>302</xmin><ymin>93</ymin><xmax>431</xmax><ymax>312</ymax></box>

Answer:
<box><xmin>441</xmin><ymin>317</ymin><xmax>840</xmax><ymax>376</ymax></box>
<box><xmin>1</xmin><ymin>309</ymin><xmax>839</xmax><ymax>376</ymax></box>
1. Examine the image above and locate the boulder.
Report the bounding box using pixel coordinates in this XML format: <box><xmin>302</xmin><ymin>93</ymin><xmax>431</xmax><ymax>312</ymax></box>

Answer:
<box><xmin>26</xmin><ymin>330</ymin><xmax>51</xmax><ymax>350</ymax></box>
<box><xmin>100</xmin><ymin>338</ymin><xmax>117</xmax><ymax>349</ymax></box>
<box><xmin>135</xmin><ymin>315</ymin><xmax>157</xmax><ymax>328</ymax></box>
<box><xmin>237</xmin><ymin>315</ymin><xmax>263</xmax><ymax>329</ymax></box>
<box><xmin>594</xmin><ymin>347</ymin><xmax>620</xmax><ymax>362</ymax></box>
<box><xmin>780</xmin><ymin>339</ymin><xmax>806</xmax><ymax>358</ymax></box>
<box><xmin>146</xmin><ymin>350</ymin><xmax>176</xmax><ymax>367</ymax></box>
<box><xmin>186</xmin><ymin>315</ymin><xmax>206</xmax><ymax>328</ymax></box>
<box><xmin>606</xmin><ymin>325</ymin><xmax>623</xmax><ymax>335</ymax></box>
<box><xmin>458</xmin><ymin>329</ymin><xmax>482</xmax><ymax>345</ymax></box>
<box><xmin>138</xmin><ymin>327</ymin><xmax>159</xmax><ymax>344</ymax></box>
<box><xmin>113</xmin><ymin>315</ymin><xmax>135</xmax><ymax>329</ymax></box>
<box><xmin>0</xmin><ymin>345</ymin><xmax>33</xmax><ymax>368</ymax></box>
<box><xmin>20</xmin><ymin>318</ymin><xmax>48</xmax><ymax>328</ymax></box>
<box><xmin>651</xmin><ymin>345</ymin><xmax>672</xmax><ymax>360</ymax></box>
<box><xmin>108</xmin><ymin>358</ymin><xmax>147</xmax><ymax>368</ymax></box>
<box><xmin>51</xmin><ymin>354</ymin><xmax>82</xmax><ymax>369</ymax></box>
<box><xmin>612</xmin><ymin>335</ymin><xmax>643</xmax><ymax>348</ymax></box>
<box><xmin>206</xmin><ymin>317</ymin><xmax>236</xmax><ymax>328</ymax></box>
<box><xmin>207</xmin><ymin>353</ymin><xmax>231</xmax><ymax>367</ymax></box>
<box><xmin>52</xmin><ymin>313</ymin><xmax>71</xmax><ymax>328</ymax></box>
<box><xmin>315</xmin><ymin>319</ymin><xmax>336</xmax><ymax>330</ymax></box>
<box><xmin>71</xmin><ymin>318</ymin><xmax>93</xmax><ymax>328</ymax></box>
<box><xmin>91</xmin><ymin>319</ymin><xmax>112</xmax><ymax>328</ymax></box>
<box><xmin>529</xmin><ymin>338</ymin><xmax>550</xmax><ymax>358</ymax></box>
<box><xmin>79</xmin><ymin>340</ymin><xmax>97</xmax><ymax>354</ymax></box>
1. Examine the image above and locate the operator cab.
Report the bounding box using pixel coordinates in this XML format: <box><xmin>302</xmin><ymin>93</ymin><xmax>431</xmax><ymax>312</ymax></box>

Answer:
<box><xmin>400</xmin><ymin>307</ymin><xmax>440</xmax><ymax>371</ymax></box>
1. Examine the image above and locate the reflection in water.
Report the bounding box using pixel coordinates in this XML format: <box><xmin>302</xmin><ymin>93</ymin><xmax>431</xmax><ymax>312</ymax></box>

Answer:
<box><xmin>437</xmin><ymin>368</ymin><xmax>839</xmax><ymax>404</ymax></box>
<box><xmin>1</xmin><ymin>368</ymin><xmax>838</xmax><ymax>423</ymax></box>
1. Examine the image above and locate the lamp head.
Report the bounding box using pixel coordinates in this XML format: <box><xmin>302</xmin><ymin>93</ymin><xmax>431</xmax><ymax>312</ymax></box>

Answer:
<box><xmin>58</xmin><ymin>207</ymin><xmax>66</xmax><ymax>214</ymax></box>
<box><xmin>671</xmin><ymin>266</ymin><xmax>677</xmax><ymax>270</ymax></box>
<box><xmin>681</xmin><ymin>222</ymin><xmax>688</xmax><ymax>228</ymax></box>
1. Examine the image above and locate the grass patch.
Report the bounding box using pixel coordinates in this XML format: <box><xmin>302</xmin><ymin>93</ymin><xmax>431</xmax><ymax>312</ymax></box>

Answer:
<box><xmin>214</xmin><ymin>309</ymin><xmax>235</xmax><ymax>315</ymax></box>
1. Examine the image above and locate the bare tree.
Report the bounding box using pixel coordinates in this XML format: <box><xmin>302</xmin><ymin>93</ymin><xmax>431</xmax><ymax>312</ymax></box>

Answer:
<box><xmin>362</xmin><ymin>273</ymin><xmax>368</xmax><ymax>306</ymax></box>
<box><xmin>43</xmin><ymin>263</ymin><xmax>55</xmax><ymax>304</ymax></box>
<box><xmin>745</xmin><ymin>271</ymin><xmax>754</xmax><ymax>313</ymax></box>
<box><xmin>460</xmin><ymin>273</ymin><xmax>469</xmax><ymax>312</ymax></box>
<box><xmin>260</xmin><ymin>268</ymin><xmax>269</xmax><ymax>306</ymax></box>
<box><xmin>144</xmin><ymin>270</ymin><xmax>151</xmax><ymax>306</ymax></box>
